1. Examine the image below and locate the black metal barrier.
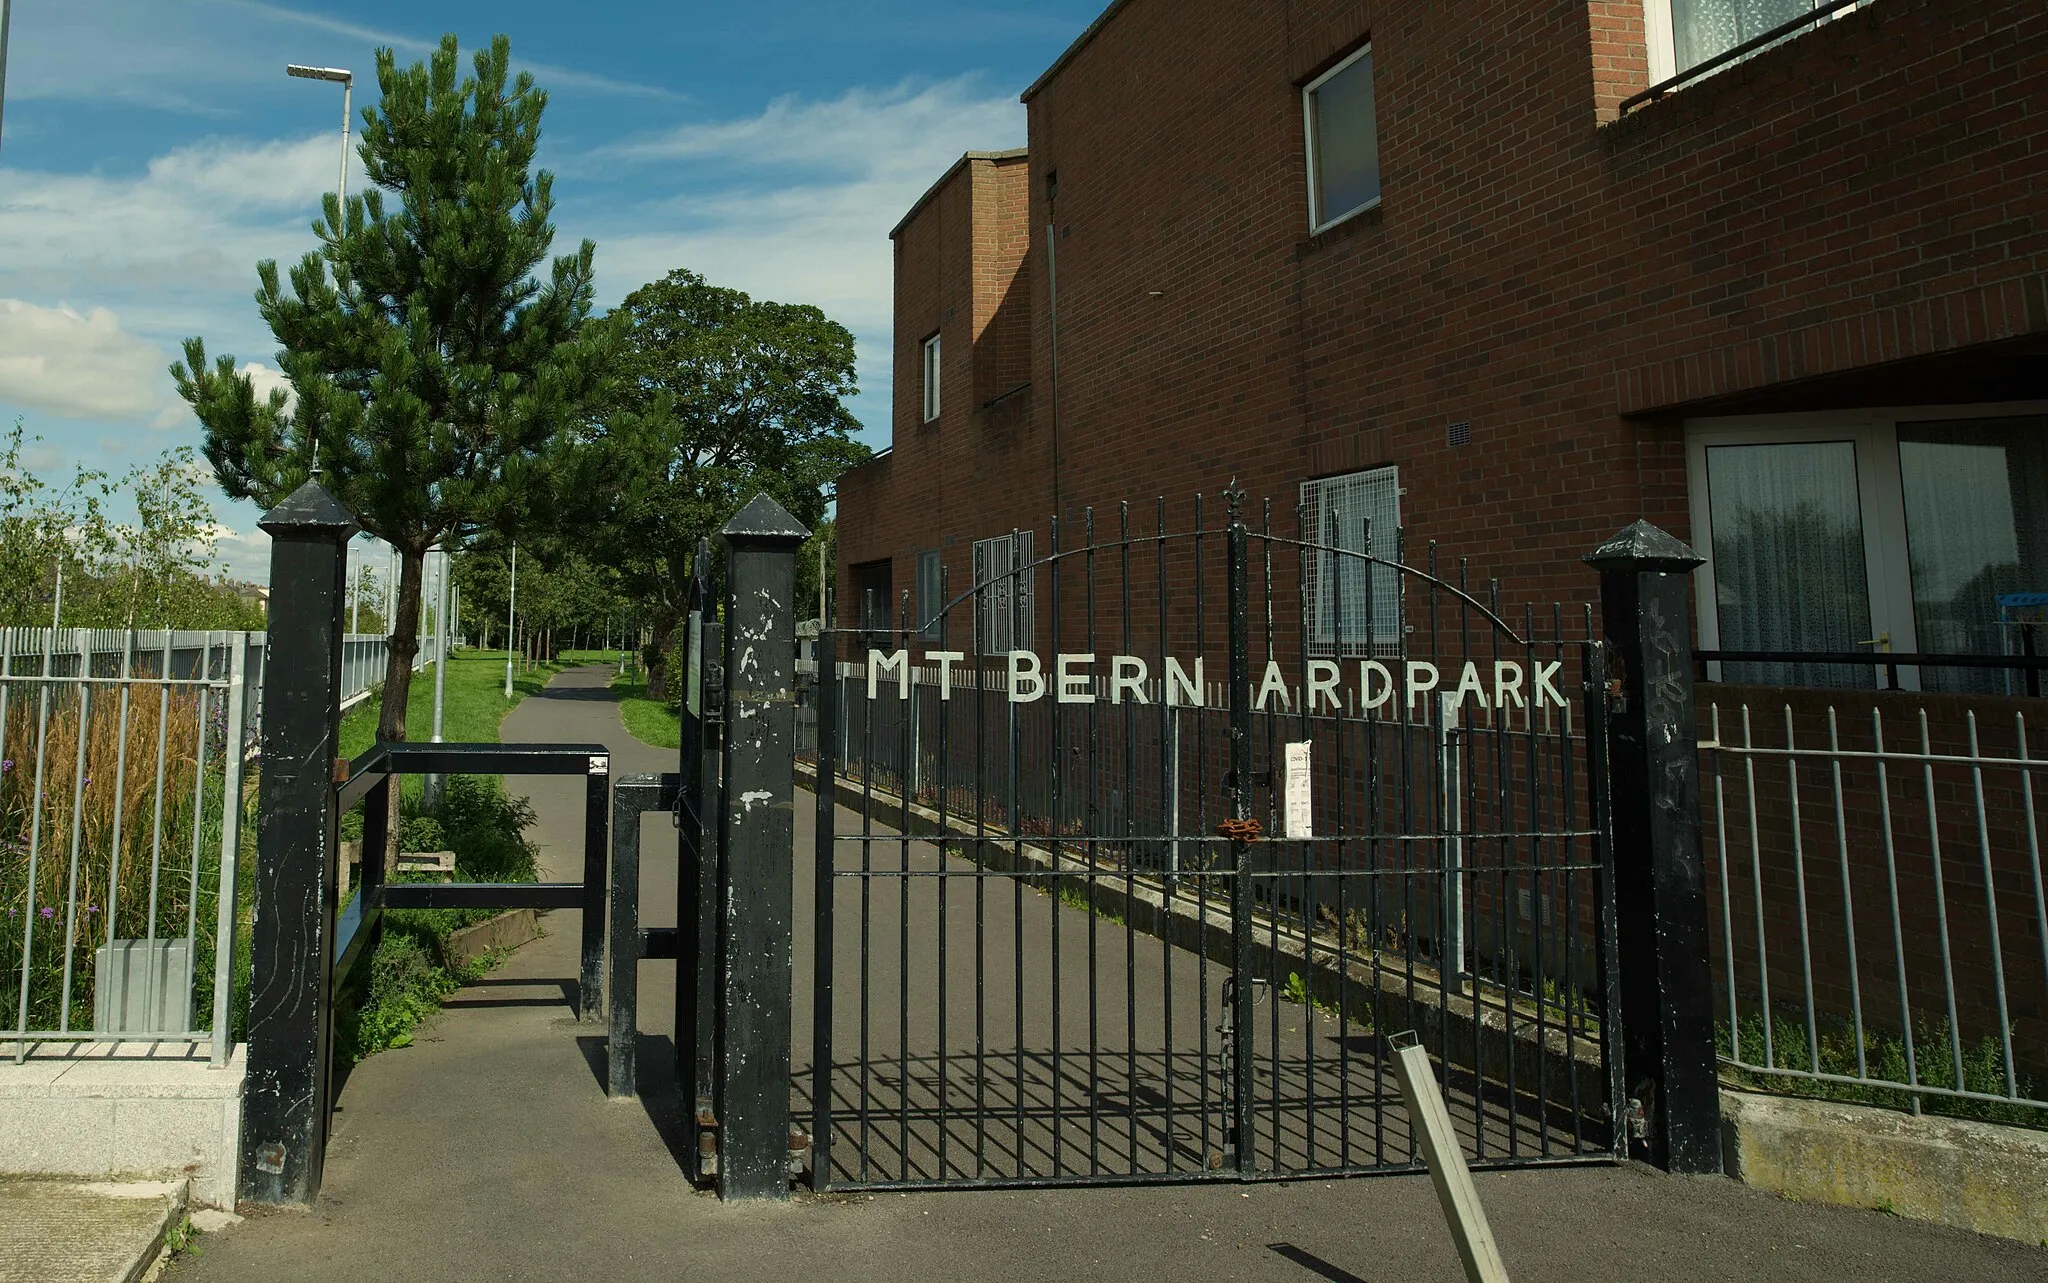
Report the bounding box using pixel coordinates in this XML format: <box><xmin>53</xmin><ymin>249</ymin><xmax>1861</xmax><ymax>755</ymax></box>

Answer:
<box><xmin>606</xmin><ymin>772</ymin><xmax>683</xmax><ymax>1102</ymax></box>
<box><xmin>334</xmin><ymin>741</ymin><xmax>613</xmax><ymax>1020</ymax></box>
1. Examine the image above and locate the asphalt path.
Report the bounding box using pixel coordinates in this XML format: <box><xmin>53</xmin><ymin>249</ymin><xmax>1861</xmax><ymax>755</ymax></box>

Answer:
<box><xmin>174</xmin><ymin>665</ymin><xmax>2048</xmax><ymax>1282</ymax></box>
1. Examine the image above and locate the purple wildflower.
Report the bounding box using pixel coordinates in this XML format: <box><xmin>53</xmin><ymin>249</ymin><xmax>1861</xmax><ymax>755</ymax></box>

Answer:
<box><xmin>0</xmin><ymin>759</ymin><xmax>12</xmax><ymax>773</ymax></box>
<box><xmin>85</xmin><ymin>904</ymin><xmax>98</xmax><ymax>915</ymax></box>
<box><xmin>39</xmin><ymin>906</ymin><xmax>53</xmax><ymax>919</ymax></box>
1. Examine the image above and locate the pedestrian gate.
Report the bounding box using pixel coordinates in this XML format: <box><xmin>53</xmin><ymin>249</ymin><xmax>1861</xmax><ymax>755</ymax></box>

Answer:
<box><xmin>801</xmin><ymin>490</ymin><xmax>1625</xmax><ymax>1188</ymax></box>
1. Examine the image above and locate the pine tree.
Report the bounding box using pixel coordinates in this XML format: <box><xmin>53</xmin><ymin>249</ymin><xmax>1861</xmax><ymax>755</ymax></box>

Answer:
<box><xmin>172</xmin><ymin>33</ymin><xmax>605</xmax><ymax>745</ymax></box>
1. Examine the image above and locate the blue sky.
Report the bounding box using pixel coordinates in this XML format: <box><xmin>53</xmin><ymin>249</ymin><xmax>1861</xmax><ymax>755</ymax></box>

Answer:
<box><xmin>0</xmin><ymin>0</ymin><xmax>1100</xmax><ymax>581</ymax></box>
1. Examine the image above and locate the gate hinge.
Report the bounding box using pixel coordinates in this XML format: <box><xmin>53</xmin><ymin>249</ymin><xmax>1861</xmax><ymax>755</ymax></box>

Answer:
<box><xmin>1626</xmin><ymin>1079</ymin><xmax>1656</xmax><ymax>1144</ymax></box>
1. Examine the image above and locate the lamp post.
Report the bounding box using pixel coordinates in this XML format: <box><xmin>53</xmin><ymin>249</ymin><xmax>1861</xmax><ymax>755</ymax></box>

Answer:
<box><xmin>503</xmin><ymin>543</ymin><xmax>518</xmax><ymax>699</ymax></box>
<box><xmin>285</xmin><ymin>64</ymin><xmax>352</xmax><ymax>219</ymax></box>
<box><xmin>0</xmin><ymin>0</ymin><xmax>14</xmax><ymax>162</ymax></box>
<box><xmin>426</xmin><ymin>544</ymin><xmax>450</xmax><ymax>810</ymax></box>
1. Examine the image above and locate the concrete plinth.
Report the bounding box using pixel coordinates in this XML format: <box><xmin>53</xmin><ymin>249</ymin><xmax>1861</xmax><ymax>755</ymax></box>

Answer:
<box><xmin>0</xmin><ymin>1042</ymin><xmax>245</xmax><ymax>1211</ymax></box>
<box><xmin>1722</xmin><ymin>1088</ymin><xmax>2048</xmax><ymax>1244</ymax></box>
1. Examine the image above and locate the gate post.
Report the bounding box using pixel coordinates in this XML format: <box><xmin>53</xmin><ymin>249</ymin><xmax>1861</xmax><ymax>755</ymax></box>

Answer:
<box><xmin>1224</xmin><ymin>487</ymin><xmax>1256</xmax><ymax>1176</ymax></box>
<box><xmin>714</xmin><ymin>494</ymin><xmax>810</xmax><ymax>1201</ymax></box>
<box><xmin>240</xmin><ymin>480</ymin><xmax>358</xmax><ymax>1206</ymax></box>
<box><xmin>1583</xmin><ymin>520</ymin><xmax>1720</xmax><ymax>1175</ymax></box>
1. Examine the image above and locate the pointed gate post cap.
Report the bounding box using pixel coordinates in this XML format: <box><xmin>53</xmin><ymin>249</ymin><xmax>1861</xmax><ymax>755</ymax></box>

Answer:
<box><xmin>720</xmin><ymin>492</ymin><xmax>811</xmax><ymax>548</ymax></box>
<box><xmin>257</xmin><ymin>479</ymin><xmax>360</xmax><ymax>541</ymax></box>
<box><xmin>1583</xmin><ymin>520</ymin><xmax>1704</xmax><ymax>574</ymax></box>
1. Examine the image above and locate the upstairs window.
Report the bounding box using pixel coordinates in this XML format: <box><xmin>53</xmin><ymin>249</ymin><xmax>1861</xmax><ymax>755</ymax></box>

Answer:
<box><xmin>1646</xmin><ymin>0</ymin><xmax>1873</xmax><ymax>85</ymax></box>
<box><xmin>1303</xmin><ymin>44</ymin><xmax>1380</xmax><ymax>233</ymax></box>
<box><xmin>1300</xmin><ymin>466</ymin><xmax>1402</xmax><ymax>657</ymax></box>
<box><xmin>922</xmin><ymin>332</ymin><xmax>942</xmax><ymax>423</ymax></box>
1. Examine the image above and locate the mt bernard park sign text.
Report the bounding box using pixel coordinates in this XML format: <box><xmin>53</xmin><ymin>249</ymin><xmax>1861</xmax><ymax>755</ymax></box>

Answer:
<box><xmin>861</xmin><ymin>648</ymin><xmax>1571</xmax><ymax>713</ymax></box>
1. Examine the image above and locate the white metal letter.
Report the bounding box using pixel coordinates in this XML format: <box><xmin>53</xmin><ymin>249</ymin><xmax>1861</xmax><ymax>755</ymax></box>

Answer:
<box><xmin>1360</xmin><ymin>659</ymin><xmax>1394</xmax><ymax>710</ymax></box>
<box><xmin>930</xmin><ymin>650</ymin><xmax>965</xmax><ymax>700</ymax></box>
<box><xmin>1451</xmin><ymin>660</ymin><xmax>1489</xmax><ymax>710</ymax></box>
<box><xmin>1009</xmin><ymin>650</ymin><xmax>1046</xmax><ymax>703</ymax></box>
<box><xmin>1110</xmin><ymin>655</ymin><xmax>1150</xmax><ymax>704</ymax></box>
<box><xmin>1534</xmin><ymin>659</ymin><xmax>1565</xmax><ymax>709</ymax></box>
<box><xmin>869</xmin><ymin>648</ymin><xmax>910</xmax><ymax>700</ymax></box>
<box><xmin>1306</xmin><ymin>660</ymin><xmax>1341</xmax><ymax>712</ymax></box>
<box><xmin>1165</xmin><ymin>656</ymin><xmax>1204</xmax><ymax>707</ymax></box>
<box><xmin>1493</xmin><ymin>660</ymin><xmax>1526</xmax><ymax>710</ymax></box>
<box><xmin>1057</xmin><ymin>652</ymin><xmax>1096</xmax><ymax>704</ymax></box>
<box><xmin>1405</xmin><ymin>660</ymin><xmax>1441</xmax><ymax>713</ymax></box>
<box><xmin>1256</xmin><ymin>659</ymin><xmax>1291</xmax><ymax>712</ymax></box>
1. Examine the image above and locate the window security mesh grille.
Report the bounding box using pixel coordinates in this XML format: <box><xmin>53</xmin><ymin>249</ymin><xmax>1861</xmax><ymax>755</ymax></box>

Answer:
<box><xmin>1300</xmin><ymin>467</ymin><xmax>1402</xmax><ymax>657</ymax></box>
<box><xmin>971</xmin><ymin>531</ymin><xmax>1035</xmax><ymax>655</ymax></box>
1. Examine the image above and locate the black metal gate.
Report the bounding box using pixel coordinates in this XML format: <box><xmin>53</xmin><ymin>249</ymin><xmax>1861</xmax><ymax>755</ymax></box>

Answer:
<box><xmin>803</xmin><ymin>489</ymin><xmax>1624</xmax><ymax>1190</ymax></box>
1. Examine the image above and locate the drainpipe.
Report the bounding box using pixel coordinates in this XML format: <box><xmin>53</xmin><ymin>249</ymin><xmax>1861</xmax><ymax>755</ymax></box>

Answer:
<box><xmin>1045</xmin><ymin>174</ymin><xmax>1063</xmax><ymax>525</ymax></box>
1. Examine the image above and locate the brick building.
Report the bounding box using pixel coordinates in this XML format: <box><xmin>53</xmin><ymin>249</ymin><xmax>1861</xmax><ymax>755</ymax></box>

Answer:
<box><xmin>836</xmin><ymin>0</ymin><xmax>2046</xmax><ymax>681</ymax></box>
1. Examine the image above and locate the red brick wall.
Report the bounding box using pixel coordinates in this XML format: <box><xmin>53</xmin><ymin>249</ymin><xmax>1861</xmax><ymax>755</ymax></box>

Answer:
<box><xmin>838</xmin><ymin>154</ymin><xmax>1041</xmax><ymax>639</ymax></box>
<box><xmin>840</xmin><ymin>0</ymin><xmax>2048</xmax><ymax>661</ymax></box>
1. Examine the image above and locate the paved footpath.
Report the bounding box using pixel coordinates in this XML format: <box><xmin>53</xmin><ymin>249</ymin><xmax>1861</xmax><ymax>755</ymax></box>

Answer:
<box><xmin>173</xmin><ymin>666</ymin><xmax>2048</xmax><ymax>1282</ymax></box>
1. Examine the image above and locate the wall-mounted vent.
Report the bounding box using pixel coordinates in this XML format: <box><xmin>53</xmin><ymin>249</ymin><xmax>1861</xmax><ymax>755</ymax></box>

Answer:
<box><xmin>1446</xmin><ymin>420</ymin><xmax>1472</xmax><ymax>447</ymax></box>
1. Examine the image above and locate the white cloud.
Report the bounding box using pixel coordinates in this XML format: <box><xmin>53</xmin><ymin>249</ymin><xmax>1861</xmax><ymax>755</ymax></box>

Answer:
<box><xmin>603</xmin><ymin>78</ymin><xmax>1020</xmax><ymax>175</ymax></box>
<box><xmin>0</xmin><ymin>300</ymin><xmax>169</xmax><ymax>420</ymax></box>
<box><xmin>211</xmin><ymin>524</ymin><xmax>273</xmax><ymax>584</ymax></box>
<box><xmin>239</xmin><ymin>362</ymin><xmax>297</xmax><ymax>409</ymax></box>
<box><xmin>585</xmin><ymin>78</ymin><xmax>1024</xmax><ymax>439</ymax></box>
<box><xmin>0</xmin><ymin>133</ymin><xmax>360</xmax><ymax>314</ymax></box>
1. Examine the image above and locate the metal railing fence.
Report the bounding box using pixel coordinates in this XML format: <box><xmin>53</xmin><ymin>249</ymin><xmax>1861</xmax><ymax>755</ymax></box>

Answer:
<box><xmin>1</xmin><ymin>628</ymin><xmax>256</xmax><ymax>1065</ymax></box>
<box><xmin>1701</xmin><ymin>688</ymin><xmax>2047</xmax><ymax>1121</ymax></box>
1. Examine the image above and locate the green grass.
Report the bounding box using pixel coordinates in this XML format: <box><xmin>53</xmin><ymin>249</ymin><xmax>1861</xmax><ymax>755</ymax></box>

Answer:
<box><xmin>339</xmin><ymin>647</ymin><xmax>571</xmax><ymax>762</ymax></box>
<box><xmin>612</xmin><ymin>670</ymin><xmax>682</xmax><ymax>750</ymax></box>
<box><xmin>560</xmin><ymin>648</ymin><xmax>627</xmax><ymax>665</ymax></box>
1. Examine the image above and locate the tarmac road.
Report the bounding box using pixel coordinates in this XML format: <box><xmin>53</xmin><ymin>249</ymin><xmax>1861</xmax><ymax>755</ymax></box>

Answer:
<box><xmin>173</xmin><ymin>665</ymin><xmax>2048</xmax><ymax>1282</ymax></box>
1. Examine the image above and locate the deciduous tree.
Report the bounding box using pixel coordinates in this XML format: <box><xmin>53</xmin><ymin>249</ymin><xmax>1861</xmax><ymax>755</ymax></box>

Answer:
<box><xmin>586</xmin><ymin>269</ymin><xmax>869</xmax><ymax>699</ymax></box>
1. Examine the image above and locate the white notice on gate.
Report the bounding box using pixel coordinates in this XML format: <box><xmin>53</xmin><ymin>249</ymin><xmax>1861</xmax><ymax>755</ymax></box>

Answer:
<box><xmin>1283</xmin><ymin>740</ymin><xmax>1313</xmax><ymax>840</ymax></box>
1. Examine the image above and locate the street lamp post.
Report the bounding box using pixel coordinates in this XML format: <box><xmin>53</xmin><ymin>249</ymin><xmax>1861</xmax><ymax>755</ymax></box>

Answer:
<box><xmin>0</xmin><ymin>0</ymin><xmax>15</xmax><ymax>162</ymax></box>
<box><xmin>426</xmin><ymin>544</ymin><xmax>451</xmax><ymax>810</ymax></box>
<box><xmin>503</xmin><ymin>543</ymin><xmax>518</xmax><ymax>699</ymax></box>
<box><xmin>285</xmin><ymin>64</ymin><xmax>353</xmax><ymax>220</ymax></box>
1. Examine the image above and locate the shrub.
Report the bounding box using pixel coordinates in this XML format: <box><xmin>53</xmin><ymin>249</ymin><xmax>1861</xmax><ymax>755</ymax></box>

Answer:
<box><xmin>398</xmin><ymin>814</ymin><xmax>446</xmax><ymax>853</ymax></box>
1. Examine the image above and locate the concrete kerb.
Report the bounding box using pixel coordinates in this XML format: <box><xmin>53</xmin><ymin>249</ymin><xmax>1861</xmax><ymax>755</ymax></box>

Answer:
<box><xmin>0</xmin><ymin>1177</ymin><xmax>187</xmax><ymax>1283</ymax></box>
<box><xmin>795</xmin><ymin>761</ymin><xmax>1609</xmax><ymax>1138</ymax></box>
<box><xmin>1720</xmin><ymin>1089</ymin><xmax>2048</xmax><ymax>1245</ymax></box>
<box><xmin>442</xmin><ymin>908</ymin><xmax>543</xmax><ymax>969</ymax></box>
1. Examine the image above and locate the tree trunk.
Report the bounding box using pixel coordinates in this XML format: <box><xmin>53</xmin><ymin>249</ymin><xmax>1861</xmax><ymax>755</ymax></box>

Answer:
<box><xmin>643</xmin><ymin>609</ymin><xmax>680</xmax><ymax>703</ymax></box>
<box><xmin>375</xmin><ymin>545</ymin><xmax>427</xmax><ymax>876</ymax></box>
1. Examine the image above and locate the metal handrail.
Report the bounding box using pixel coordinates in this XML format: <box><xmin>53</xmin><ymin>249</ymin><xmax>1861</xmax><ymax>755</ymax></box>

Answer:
<box><xmin>1619</xmin><ymin>0</ymin><xmax>1871</xmax><ymax>115</ymax></box>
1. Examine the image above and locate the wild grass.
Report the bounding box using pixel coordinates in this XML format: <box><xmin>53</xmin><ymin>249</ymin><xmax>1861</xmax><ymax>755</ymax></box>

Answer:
<box><xmin>1718</xmin><ymin>1008</ymin><xmax>2043</xmax><ymax>1129</ymax></box>
<box><xmin>0</xmin><ymin>679</ymin><xmax>242</xmax><ymax>1036</ymax></box>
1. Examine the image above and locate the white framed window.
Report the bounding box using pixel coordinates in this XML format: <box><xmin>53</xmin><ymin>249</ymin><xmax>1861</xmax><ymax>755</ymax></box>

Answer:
<box><xmin>1300</xmin><ymin>466</ymin><xmax>1402</xmax><ymax>657</ymax></box>
<box><xmin>1644</xmin><ymin>0</ymin><xmax>1873</xmax><ymax>86</ymax></box>
<box><xmin>916</xmin><ymin>548</ymin><xmax>943</xmax><ymax>640</ymax></box>
<box><xmin>921</xmin><ymin>332</ymin><xmax>942</xmax><ymax>423</ymax></box>
<box><xmin>1303</xmin><ymin>44</ymin><xmax>1380</xmax><ymax>234</ymax></box>
<box><xmin>1687</xmin><ymin>404</ymin><xmax>2048</xmax><ymax>691</ymax></box>
<box><xmin>971</xmin><ymin>530</ymin><xmax>1035</xmax><ymax>655</ymax></box>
